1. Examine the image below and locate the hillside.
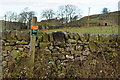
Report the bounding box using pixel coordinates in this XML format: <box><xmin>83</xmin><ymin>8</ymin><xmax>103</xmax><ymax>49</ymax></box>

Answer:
<box><xmin>79</xmin><ymin>11</ymin><xmax>119</xmax><ymax>26</ymax></box>
<box><xmin>0</xmin><ymin>20</ymin><xmax>26</xmax><ymax>31</ymax></box>
<box><xmin>67</xmin><ymin>11</ymin><xmax>120</xmax><ymax>27</ymax></box>
<box><xmin>1</xmin><ymin>11</ymin><xmax>119</xmax><ymax>31</ymax></box>
<box><xmin>37</xmin><ymin>19</ymin><xmax>60</xmax><ymax>26</ymax></box>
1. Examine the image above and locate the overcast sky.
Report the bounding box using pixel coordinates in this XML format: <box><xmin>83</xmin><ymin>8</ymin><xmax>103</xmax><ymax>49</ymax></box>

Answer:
<box><xmin>0</xmin><ymin>0</ymin><xmax>119</xmax><ymax>21</ymax></box>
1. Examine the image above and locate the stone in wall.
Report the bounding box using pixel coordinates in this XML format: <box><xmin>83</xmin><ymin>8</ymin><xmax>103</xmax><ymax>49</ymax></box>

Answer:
<box><xmin>89</xmin><ymin>34</ymin><xmax>99</xmax><ymax>42</ymax></box>
<box><xmin>16</xmin><ymin>31</ymin><xmax>30</xmax><ymax>41</ymax></box>
<box><xmin>79</xmin><ymin>33</ymin><xmax>89</xmax><ymax>42</ymax></box>
<box><xmin>52</xmin><ymin>31</ymin><xmax>65</xmax><ymax>45</ymax></box>
<box><xmin>42</xmin><ymin>33</ymin><xmax>49</xmax><ymax>42</ymax></box>
<box><xmin>49</xmin><ymin>33</ymin><xmax>54</xmax><ymax>42</ymax></box>
<box><xmin>89</xmin><ymin>41</ymin><xmax>98</xmax><ymax>53</ymax></box>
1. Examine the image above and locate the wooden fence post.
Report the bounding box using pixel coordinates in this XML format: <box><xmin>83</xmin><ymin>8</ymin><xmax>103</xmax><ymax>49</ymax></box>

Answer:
<box><xmin>29</xmin><ymin>17</ymin><xmax>37</xmax><ymax>77</ymax></box>
<box><xmin>30</xmin><ymin>17</ymin><xmax>37</xmax><ymax>64</ymax></box>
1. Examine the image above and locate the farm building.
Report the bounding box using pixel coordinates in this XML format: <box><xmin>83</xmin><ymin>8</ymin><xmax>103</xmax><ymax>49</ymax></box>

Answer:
<box><xmin>78</xmin><ymin>11</ymin><xmax>119</xmax><ymax>27</ymax></box>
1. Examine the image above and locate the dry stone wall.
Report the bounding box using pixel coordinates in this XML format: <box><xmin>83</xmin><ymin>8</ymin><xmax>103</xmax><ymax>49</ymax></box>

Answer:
<box><xmin>2</xmin><ymin>30</ymin><xmax>120</xmax><ymax>79</ymax></box>
<box><xmin>2</xmin><ymin>30</ymin><xmax>30</xmax><ymax>78</ymax></box>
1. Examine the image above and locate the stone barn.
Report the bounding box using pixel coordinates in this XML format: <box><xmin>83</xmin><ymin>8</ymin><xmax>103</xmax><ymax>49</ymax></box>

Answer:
<box><xmin>79</xmin><ymin>11</ymin><xmax>119</xmax><ymax>27</ymax></box>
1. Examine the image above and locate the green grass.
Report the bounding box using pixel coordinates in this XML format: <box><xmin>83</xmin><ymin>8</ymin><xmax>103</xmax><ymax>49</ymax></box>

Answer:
<box><xmin>41</xmin><ymin>26</ymin><xmax>118</xmax><ymax>34</ymax></box>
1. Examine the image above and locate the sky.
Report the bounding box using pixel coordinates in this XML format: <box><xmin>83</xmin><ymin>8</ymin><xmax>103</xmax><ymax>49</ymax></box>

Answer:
<box><xmin>0</xmin><ymin>0</ymin><xmax>119</xmax><ymax>21</ymax></box>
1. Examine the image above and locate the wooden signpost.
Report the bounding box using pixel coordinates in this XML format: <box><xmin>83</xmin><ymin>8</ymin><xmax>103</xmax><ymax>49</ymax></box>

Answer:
<box><xmin>15</xmin><ymin>17</ymin><xmax>38</xmax><ymax>78</ymax></box>
<box><xmin>29</xmin><ymin>17</ymin><xmax>38</xmax><ymax>77</ymax></box>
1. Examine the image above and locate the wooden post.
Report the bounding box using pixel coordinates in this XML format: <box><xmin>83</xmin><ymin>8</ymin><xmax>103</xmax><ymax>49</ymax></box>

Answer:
<box><xmin>29</xmin><ymin>17</ymin><xmax>37</xmax><ymax>77</ymax></box>
<box><xmin>10</xmin><ymin>17</ymin><xmax>38</xmax><ymax>78</ymax></box>
<box><xmin>30</xmin><ymin>17</ymin><xmax>37</xmax><ymax>63</ymax></box>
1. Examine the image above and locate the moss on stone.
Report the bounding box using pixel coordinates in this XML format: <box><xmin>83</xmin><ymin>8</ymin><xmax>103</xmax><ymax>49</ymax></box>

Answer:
<box><xmin>16</xmin><ymin>41</ymin><xmax>29</xmax><ymax>45</ymax></box>
<box><xmin>77</xmin><ymin>40</ymin><xmax>82</xmax><ymax>44</ymax></box>
<box><xmin>69</xmin><ymin>33</ymin><xmax>74</xmax><ymax>39</ymax></box>
<box><xmin>37</xmin><ymin>36</ymin><xmax>43</xmax><ymax>42</ymax></box>
<box><xmin>42</xmin><ymin>33</ymin><xmax>49</xmax><ymax>42</ymax></box>
<box><xmin>108</xmin><ymin>53</ymin><xmax>119</xmax><ymax>58</ymax></box>
<box><xmin>5</xmin><ymin>46</ymin><xmax>13</xmax><ymax>51</ymax></box>
<box><xmin>80</xmin><ymin>33</ymin><xmax>89</xmax><ymax>42</ymax></box>
<box><xmin>89</xmin><ymin>42</ymin><xmax>97</xmax><ymax>52</ymax></box>
<box><xmin>16</xmin><ymin>31</ymin><xmax>30</xmax><ymax>41</ymax></box>
<box><xmin>21</xmin><ymin>52</ymin><xmax>31</xmax><ymax>58</ymax></box>
<box><xmin>39</xmin><ymin>42</ymin><xmax>51</xmax><ymax>48</ymax></box>
<box><xmin>49</xmin><ymin>33</ymin><xmax>54</xmax><ymax>42</ymax></box>
<box><xmin>11</xmin><ymin>50</ymin><xmax>21</xmax><ymax>63</ymax></box>
<box><xmin>58</xmin><ymin>43</ymin><xmax>66</xmax><ymax>48</ymax></box>
<box><xmin>89</xmin><ymin>35</ymin><xmax>99</xmax><ymax>42</ymax></box>
<box><xmin>66</xmin><ymin>39</ymin><xmax>77</xmax><ymax>44</ymax></box>
<box><xmin>74</xmin><ymin>33</ymin><xmax>80</xmax><ymax>40</ymax></box>
<box><xmin>71</xmin><ymin>50</ymin><xmax>81</xmax><ymax>54</ymax></box>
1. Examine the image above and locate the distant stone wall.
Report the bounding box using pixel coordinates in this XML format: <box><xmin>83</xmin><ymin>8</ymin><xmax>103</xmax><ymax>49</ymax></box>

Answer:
<box><xmin>0</xmin><ymin>20</ymin><xmax>26</xmax><ymax>31</ymax></box>
<box><xmin>2</xmin><ymin>31</ymin><xmax>120</xmax><ymax>79</ymax></box>
<box><xmin>2</xmin><ymin>30</ymin><xmax>30</xmax><ymax>41</ymax></box>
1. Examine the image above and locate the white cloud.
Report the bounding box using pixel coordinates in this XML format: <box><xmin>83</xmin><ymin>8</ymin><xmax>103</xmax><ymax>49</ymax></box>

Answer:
<box><xmin>0</xmin><ymin>0</ymin><xmax>119</xmax><ymax>20</ymax></box>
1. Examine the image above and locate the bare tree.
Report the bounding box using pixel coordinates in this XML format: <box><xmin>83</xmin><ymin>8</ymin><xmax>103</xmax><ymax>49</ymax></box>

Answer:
<box><xmin>27</xmin><ymin>11</ymin><xmax>35</xmax><ymax>28</ymax></box>
<box><xmin>66</xmin><ymin>5</ymin><xmax>75</xmax><ymax>22</ymax></box>
<box><xmin>18</xmin><ymin>7</ymin><xmax>35</xmax><ymax>29</ymax></box>
<box><xmin>65</xmin><ymin>5</ymin><xmax>81</xmax><ymax>22</ymax></box>
<box><xmin>57</xmin><ymin>6</ymin><xmax>65</xmax><ymax>25</ymax></box>
<box><xmin>41</xmin><ymin>9</ymin><xmax>55</xmax><ymax>20</ymax></box>
<box><xmin>18</xmin><ymin>11</ymin><xmax>27</xmax><ymax>24</ymax></box>
<box><xmin>4</xmin><ymin>11</ymin><xmax>18</xmax><ymax>22</ymax></box>
<box><xmin>57</xmin><ymin>4</ymin><xmax>81</xmax><ymax>24</ymax></box>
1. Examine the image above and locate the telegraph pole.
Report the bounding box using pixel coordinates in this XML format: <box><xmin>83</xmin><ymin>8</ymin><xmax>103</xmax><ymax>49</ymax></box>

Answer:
<box><xmin>4</xmin><ymin>15</ymin><xmax>6</xmax><ymax>26</ymax></box>
<box><xmin>87</xmin><ymin>7</ymin><xmax>91</xmax><ymax>27</ymax></box>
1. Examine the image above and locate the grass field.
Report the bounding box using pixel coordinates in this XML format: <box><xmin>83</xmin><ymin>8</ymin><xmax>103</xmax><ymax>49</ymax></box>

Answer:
<box><xmin>41</xmin><ymin>26</ymin><xmax>119</xmax><ymax>34</ymax></box>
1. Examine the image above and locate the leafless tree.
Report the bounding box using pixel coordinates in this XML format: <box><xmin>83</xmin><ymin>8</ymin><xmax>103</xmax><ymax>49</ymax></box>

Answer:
<box><xmin>18</xmin><ymin>7</ymin><xmax>35</xmax><ymax>29</ymax></box>
<box><xmin>4</xmin><ymin>11</ymin><xmax>18</xmax><ymax>22</ymax></box>
<box><xmin>41</xmin><ymin>9</ymin><xmax>55</xmax><ymax>20</ymax></box>
<box><xmin>57</xmin><ymin>4</ymin><xmax>81</xmax><ymax>24</ymax></box>
<box><xmin>57</xmin><ymin>6</ymin><xmax>65</xmax><ymax>24</ymax></box>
